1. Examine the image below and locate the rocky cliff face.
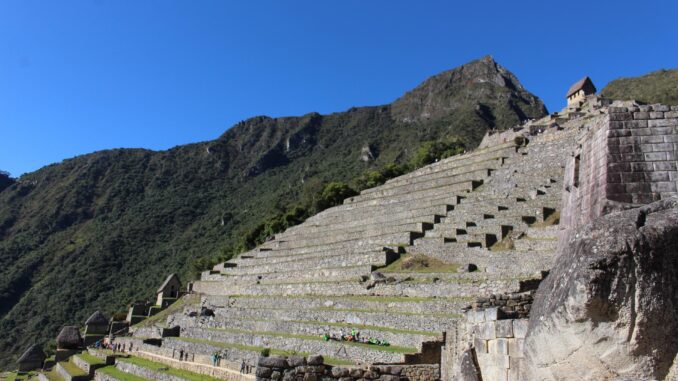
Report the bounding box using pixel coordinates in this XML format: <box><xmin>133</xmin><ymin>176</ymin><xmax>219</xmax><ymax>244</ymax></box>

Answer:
<box><xmin>524</xmin><ymin>198</ymin><xmax>678</xmax><ymax>381</ymax></box>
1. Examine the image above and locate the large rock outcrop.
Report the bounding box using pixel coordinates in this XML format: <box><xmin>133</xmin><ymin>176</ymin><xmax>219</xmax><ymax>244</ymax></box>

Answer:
<box><xmin>523</xmin><ymin>198</ymin><xmax>678</xmax><ymax>380</ymax></box>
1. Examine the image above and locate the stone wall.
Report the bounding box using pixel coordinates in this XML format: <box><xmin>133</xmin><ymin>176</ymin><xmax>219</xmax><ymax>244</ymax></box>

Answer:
<box><xmin>562</xmin><ymin>104</ymin><xmax>678</xmax><ymax>229</ymax></box>
<box><xmin>255</xmin><ymin>355</ymin><xmax>440</xmax><ymax>381</ymax></box>
<box><xmin>464</xmin><ymin>308</ymin><xmax>527</xmax><ymax>381</ymax></box>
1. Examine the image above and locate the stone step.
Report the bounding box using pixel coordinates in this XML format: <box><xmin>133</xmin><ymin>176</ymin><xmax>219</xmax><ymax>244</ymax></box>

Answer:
<box><xmin>307</xmin><ymin>194</ymin><xmax>462</xmax><ymax>220</ymax></box>
<box><xmin>249</xmin><ymin>243</ymin><xmax>387</xmax><ymax>260</ymax></box>
<box><xmin>94</xmin><ymin>365</ymin><xmax>152</xmax><ymax>381</ymax></box>
<box><xmin>348</xmin><ymin>168</ymin><xmax>492</xmax><ymax>203</ymax></box>
<box><xmin>278</xmin><ymin>205</ymin><xmax>450</xmax><ymax>236</ymax></box>
<box><xmin>381</xmin><ymin>143</ymin><xmax>518</xmax><ymax>185</ymax></box>
<box><xmin>114</xmin><ymin>354</ymin><xmax>240</xmax><ymax>381</ymax></box>
<box><xmin>361</xmin><ymin>157</ymin><xmax>505</xmax><ymax>195</ymax></box>
<box><xmin>178</xmin><ymin>327</ymin><xmax>410</xmax><ymax>364</ymax></box>
<box><xmin>406</xmin><ymin>244</ymin><xmax>554</xmax><ymax>275</ymax></box>
<box><xmin>524</xmin><ymin>226</ymin><xmax>562</xmax><ymax>240</ymax></box>
<box><xmin>513</xmin><ymin>236</ymin><xmax>559</xmax><ymax>252</ymax></box>
<box><xmin>115</xmin><ymin>337</ymin><xmax>260</xmax><ymax>375</ymax></box>
<box><xmin>192</xmin><ymin>276</ymin><xmax>522</xmax><ymax>299</ymax></box>
<box><xmin>72</xmin><ymin>353</ymin><xmax>106</xmax><ymax>378</ymax></box>
<box><xmin>200</xmin><ymin>305</ymin><xmax>460</xmax><ymax>333</ymax></box>
<box><xmin>205</xmin><ymin>265</ymin><xmax>373</xmax><ymax>283</ymax></box>
<box><xmin>201</xmin><ymin>294</ymin><xmax>470</xmax><ymax>316</ymax></box>
<box><xmin>220</xmin><ymin>251</ymin><xmax>393</xmax><ymax>276</ymax></box>
<box><xmin>55</xmin><ymin>361</ymin><xmax>89</xmax><ymax>381</ymax></box>
<box><xmin>269</xmin><ymin>222</ymin><xmax>431</xmax><ymax>248</ymax></box>
<box><xmin>343</xmin><ymin>180</ymin><xmax>479</xmax><ymax>208</ymax></box>
<box><xmin>268</xmin><ymin>231</ymin><xmax>417</xmax><ymax>251</ymax></box>
<box><xmin>178</xmin><ymin>317</ymin><xmax>437</xmax><ymax>349</ymax></box>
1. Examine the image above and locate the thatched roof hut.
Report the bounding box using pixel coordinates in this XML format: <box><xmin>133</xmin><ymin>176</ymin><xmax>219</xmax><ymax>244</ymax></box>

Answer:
<box><xmin>56</xmin><ymin>326</ymin><xmax>82</xmax><ymax>350</ymax></box>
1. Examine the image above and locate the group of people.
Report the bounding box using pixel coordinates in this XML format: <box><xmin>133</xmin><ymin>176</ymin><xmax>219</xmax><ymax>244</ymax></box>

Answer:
<box><xmin>321</xmin><ymin>328</ymin><xmax>390</xmax><ymax>346</ymax></box>
<box><xmin>175</xmin><ymin>349</ymin><xmax>194</xmax><ymax>362</ymax></box>
<box><xmin>210</xmin><ymin>350</ymin><xmax>229</xmax><ymax>366</ymax></box>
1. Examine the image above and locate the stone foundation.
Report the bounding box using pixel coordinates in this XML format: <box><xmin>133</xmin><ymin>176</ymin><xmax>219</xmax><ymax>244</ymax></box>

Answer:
<box><xmin>255</xmin><ymin>355</ymin><xmax>440</xmax><ymax>381</ymax></box>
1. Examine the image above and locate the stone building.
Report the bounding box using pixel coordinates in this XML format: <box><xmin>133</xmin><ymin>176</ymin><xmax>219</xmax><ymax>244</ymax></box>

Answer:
<box><xmin>55</xmin><ymin>325</ymin><xmax>82</xmax><ymax>361</ymax></box>
<box><xmin>17</xmin><ymin>344</ymin><xmax>45</xmax><ymax>371</ymax></box>
<box><xmin>561</xmin><ymin>103</ymin><xmax>678</xmax><ymax>229</ymax></box>
<box><xmin>566</xmin><ymin>76</ymin><xmax>596</xmax><ymax>106</ymax></box>
<box><xmin>156</xmin><ymin>273</ymin><xmax>181</xmax><ymax>307</ymax></box>
<box><xmin>84</xmin><ymin>310</ymin><xmax>109</xmax><ymax>346</ymax></box>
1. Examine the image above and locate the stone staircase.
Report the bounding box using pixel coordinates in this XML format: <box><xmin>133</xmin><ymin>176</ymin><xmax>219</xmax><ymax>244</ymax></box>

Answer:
<box><xmin>106</xmin><ymin>111</ymin><xmax>587</xmax><ymax>378</ymax></box>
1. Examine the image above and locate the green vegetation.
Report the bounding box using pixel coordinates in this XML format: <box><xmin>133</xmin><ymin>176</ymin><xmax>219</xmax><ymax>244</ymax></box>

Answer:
<box><xmin>601</xmin><ymin>69</ymin><xmax>678</xmax><ymax>105</ymax></box>
<box><xmin>118</xmin><ymin>356</ymin><xmax>222</xmax><ymax>381</ymax></box>
<box><xmin>205</xmin><ymin>326</ymin><xmax>418</xmax><ymax>353</ymax></box>
<box><xmin>44</xmin><ymin>369</ymin><xmax>66</xmax><ymax>381</ymax></box>
<box><xmin>76</xmin><ymin>352</ymin><xmax>104</xmax><ymax>365</ymax></box>
<box><xmin>172</xmin><ymin>337</ymin><xmax>355</xmax><ymax>366</ymax></box>
<box><xmin>98</xmin><ymin>365</ymin><xmax>150</xmax><ymax>381</ymax></box>
<box><xmin>288</xmin><ymin>319</ymin><xmax>439</xmax><ymax>337</ymax></box>
<box><xmin>260</xmin><ymin>348</ymin><xmax>270</xmax><ymax>357</ymax></box>
<box><xmin>0</xmin><ymin>57</ymin><xmax>547</xmax><ymax>368</ymax></box>
<box><xmin>59</xmin><ymin>361</ymin><xmax>87</xmax><ymax>377</ymax></box>
<box><xmin>379</xmin><ymin>254</ymin><xmax>459</xmax><ymax>273</ymax></box>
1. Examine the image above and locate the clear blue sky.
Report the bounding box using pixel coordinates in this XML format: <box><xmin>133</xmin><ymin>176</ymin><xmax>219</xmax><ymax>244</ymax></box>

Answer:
<box><xmin>1</xmin><ymin>0</ymin><xmax>677</xmax><ymax>176</ymax></box>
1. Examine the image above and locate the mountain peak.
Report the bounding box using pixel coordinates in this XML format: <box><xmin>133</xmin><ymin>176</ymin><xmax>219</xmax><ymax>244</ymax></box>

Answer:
<box><xmin>391</xmin><ymin>56</ymin><xmax>545</xmax><ymax>123</ymax></box>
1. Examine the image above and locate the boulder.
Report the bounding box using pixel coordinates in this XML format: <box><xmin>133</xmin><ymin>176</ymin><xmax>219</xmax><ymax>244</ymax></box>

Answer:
<box><xmin>258</xmin><ymin>355</ymin><xmax>288</xmax><ymax>368</ymax></box>
<box><xmin>307</xmin><ymin>355</ymin><xmax>324</xmax><ymax>366</ymax></box>
<box><xmin>56</xmin><ymin>326</ymin><xmax>82</xmax><ymax>350</ymax></box>
<box><xmin>523</xmin><ymin>198</ymin><xmax>678</xmax><ymax>380</ymax></box>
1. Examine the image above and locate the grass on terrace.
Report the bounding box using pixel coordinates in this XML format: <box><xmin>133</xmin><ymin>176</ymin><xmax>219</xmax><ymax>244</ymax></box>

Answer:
<box><xmin>172</xmin><ymin>337</ymin><xmax>354</xmax><ymax>366</ymax></box>
<box><xmin>59</xmin><ymin>361</ymin><xmax>87</xmax><ymax>377</ymax></box>
<box><xmin>118</xmin><ymin>356</ymin><xmax>222</xmax><ymax>381</ymax></box>
<box><xmin>224</xmin><ymin>294</ymin><xmax>473</xmax><ymax>303</ymax></box>
<box><xmin>378</xmin><ymin>254</ymin><xmax>459</xmax><ymax>273</ymax></box>
<box><xmin>203</xmin><ymin>326</ymin><xmax>418</xmax><ymax>354</ymax></box>
<box><xmin>77</xmin><ymin>352</ymin><xmax>105</xmax><ymax>365</ymax></box>
<box><xmin>44</xmin><ymin>369</ymin><xmax>66</xmax><ymax>381</ymax></box>
<box><xmin>288</xmin><ymin>319</ymin><xmax>440</xmax><ymax>337</ymax></box>
<box><xmin>97</xmin><ymin>365</ymin><xmax>151</xmax><ymax>381</ymax></box>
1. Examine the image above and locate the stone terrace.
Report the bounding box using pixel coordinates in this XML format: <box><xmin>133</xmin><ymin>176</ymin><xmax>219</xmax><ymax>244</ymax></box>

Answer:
<box><xmin>121</xmin><ymin>103</ymin><xmax>600</xmax><ymax>377</ymax></box>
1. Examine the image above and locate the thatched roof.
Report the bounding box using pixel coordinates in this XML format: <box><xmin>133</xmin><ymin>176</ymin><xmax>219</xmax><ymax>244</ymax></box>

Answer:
<box><xmin>157</xmin><ymin>273</ymin><xmax>180</xmax><ymax>293</ymax></box>
<box><xmin>17</xmin><ymin>344</ymin><xmax>46</xmax><ymax>364</ymax></box>
<box><xmin>85</xmin><ymin>310</ymin><xmax>108</xmax><ymax>326</ymax></box>
<box><xmin>56</xmin><ymin>326</ymin><xmax>82</xmax><ymax>349</ymax></box>
<box><xmin>566</xmin><ymin>76</ymin><xmax>596</xmax><ymax>97</ymax></box>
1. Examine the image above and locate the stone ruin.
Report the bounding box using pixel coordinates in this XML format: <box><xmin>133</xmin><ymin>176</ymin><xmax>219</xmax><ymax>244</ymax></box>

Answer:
<box><xmin>103</xmin><ymin>94</ymin><xmax>678</xmax><ymax>381</ymax></box>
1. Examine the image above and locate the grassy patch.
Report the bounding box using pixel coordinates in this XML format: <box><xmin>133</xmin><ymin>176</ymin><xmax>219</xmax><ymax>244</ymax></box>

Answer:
<box><xmin>172</xmin><ymin>337</ymin><xmax>355</xmax><ymax>366</ymax></box>
<box><xmin>204</xmin><ymin>327</ymin><xmax>418</xmax><ymax>353</ymax></box>
<box><xmin>59</xmin><ymin>361</ymin><xmax>87</xmax><ymax>377</ymax></box>
<box><xmin>4</xmin><ymin>372</ymin><xmax>17</xmax><ymax>381</ymax></box>
<box><xmin>118</xmin><ymin>356</ymin><xmax>222</xmax><ymax>381</ymax></box>
<box><xmin>531</xmin><ymin>210</ymin><xmax>560</xmax><ymax>228</ymax></box>
<box><xmin>98</xmin><ymin>365</ymin><xmax>150</xmax><ymax>381</ymax></box>
<box><xmin>312</xmin><ymin>306</ymin><xmax>460</xmax><ymax>318</ymax></box>
<box><xmin>77</xmin><ymin>352</ymin><xmax>105</xmax><ymax>365</ymax></box>
<box><xmin>225</xmin><ymin>294</ymin><xmax>472</xmax><ymax>303</ymax></box>
<box><xmin>489</xmin><ymin>236</ymin><xmax>515</xmax><ymax>252</ymax></box>
<box><xmin>44</xmin><ymin>369</ymin><xmax>66</xmax><ymax>381</ymax></box>
<box><xmin>378</xmin><ymin>254</ymin><xmax>459</xmax><ymax>273</ymax></box>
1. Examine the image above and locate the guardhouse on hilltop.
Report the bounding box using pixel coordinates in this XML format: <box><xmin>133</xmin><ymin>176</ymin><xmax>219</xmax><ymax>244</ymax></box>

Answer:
<box><xmin>566</xmin><ymin>76</ymin><xmax>596</xmax><ymax>106</ymax></box>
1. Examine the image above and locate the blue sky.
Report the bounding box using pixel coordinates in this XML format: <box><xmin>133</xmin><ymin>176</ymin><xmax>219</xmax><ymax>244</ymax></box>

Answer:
<box><xmin>1</xmin><ymin>1</ymin><xmax>676</xmax><ymax>176</ymax></box>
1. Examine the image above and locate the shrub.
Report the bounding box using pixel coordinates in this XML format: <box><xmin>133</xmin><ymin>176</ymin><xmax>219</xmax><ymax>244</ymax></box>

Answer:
<box><xmin>314</xmin><ymin>182</ymin><xmax>357</xmax><ymax>211</ymax></box>
<box><xmin>260</xmin><ymin>348</ymin><xmax>271</xmax><ymax>357</ymax></box>
<box><xmin>410</xmin><ymin>138</ymin><xmax>465</xmax><ymax>168</ymax></box>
